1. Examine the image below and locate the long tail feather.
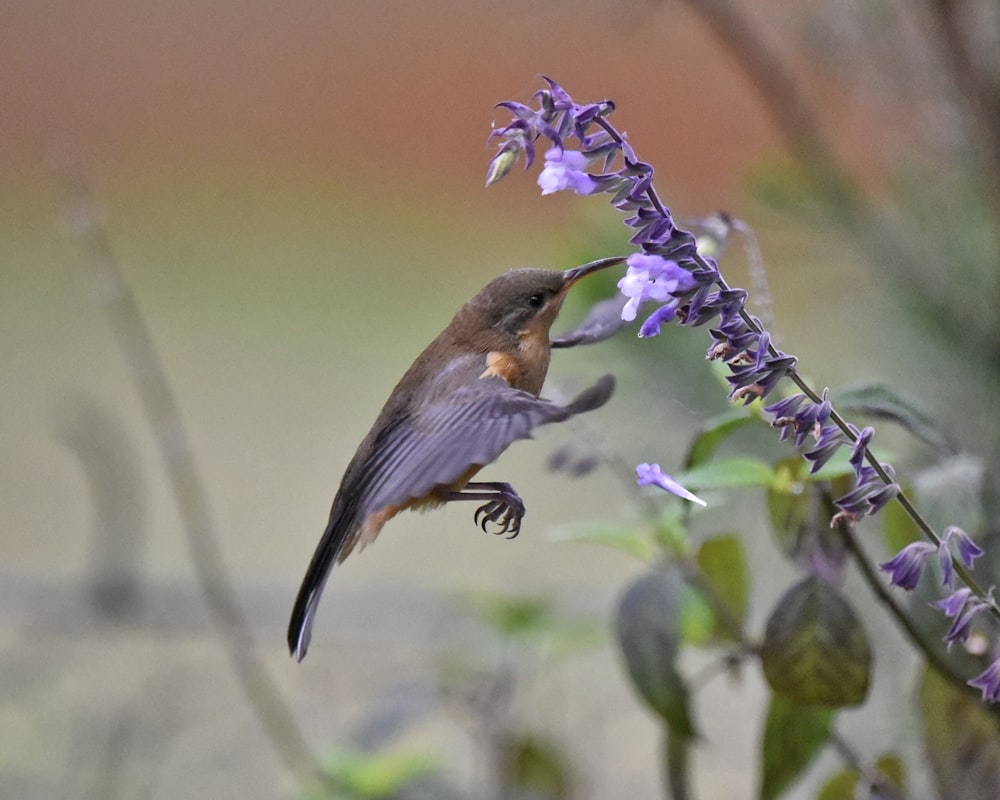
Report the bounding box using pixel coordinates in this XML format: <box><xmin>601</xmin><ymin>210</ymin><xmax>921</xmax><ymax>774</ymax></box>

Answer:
<box><xmin>287</xmin><ymin>497</ymin><xmax>353</xmax><ymax>661</ymax></box>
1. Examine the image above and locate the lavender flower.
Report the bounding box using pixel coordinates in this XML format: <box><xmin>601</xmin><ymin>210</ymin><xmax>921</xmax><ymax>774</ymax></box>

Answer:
<box><xmin>802</xmin><ymin>424</ymin><xmax>850</xmax><ymax>475</ymax></box>
<box><xmin>934</xmin><ymin>587</ymin><xmax>973</xmax><ymax>617</ymax></box>
<box><xmin>537</xmin><ymin>148</ymin><xmax>599</xmax><ymax>195</ymax></box>
<box><xmin>934</xmin><ymin>526</ymin><xmax>984</xmax><ymax>588</ymax></box>
<box><xmin>833</xmin><ymin>464</ymin><xmax>900</xmax><ymax>523</ymax></box>
<box><xmin>765</xmin><ymin>390</ymin><xmax>832</xmax><ymax>448</ymax></box>
<box><xmin>636</xmin><ymin>463</ymin><xmax>707</xmax><ymax>507</ymax></box>
<box><xmin>487</xmin><ymin>77</ymin><xmax>904</xmax><ymax>524</ymax></box>
<box><xmin>618</xmin><ymin>253</ymin><xmax>696</xmax><ymax>325</ymax></box>
<box><xmin>880</xmin><ymin>542</ymin><xmax>937</xmax><ymax>591</ymax></box>
<box><xmin>486</xmin><ymin>77</ymin><xmax>1000</xmax><ymax>701</ymax></box>
<box><xmin>945</xmin><ymin>525</ymin><xmax>984</xmax><ymax>569</ymax></box>
<box><xmin>933</xmin><ymin>588</ymin><xmax>993</xmax><ymax>650</ymax></box>
<box><xmin>969</xmin><ymin>658</ymin><xmax>1000</xmax><ymax>703</ymax></box>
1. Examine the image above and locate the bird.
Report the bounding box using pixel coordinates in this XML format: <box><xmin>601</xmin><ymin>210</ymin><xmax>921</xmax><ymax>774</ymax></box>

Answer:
<box><xmin>287</xmin><ymin>256</ymin><xmax>625</xmax><ymax>661</ymax></box>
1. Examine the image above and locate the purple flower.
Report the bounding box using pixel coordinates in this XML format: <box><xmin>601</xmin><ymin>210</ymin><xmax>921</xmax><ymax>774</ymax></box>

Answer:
<box><xmin>834</xmin><ymin>464</ymin><xmax>900</xmax><ymax>521</ymax></box>
<box><xmin>766</xmin><ymin>390</ymin><xmax>831</xmax><ymax>448</ymax></box>
<box><xmin>635</xmin><ymin>463</ymin><xmax>706</xmax><ymax>507</ymax></box>
<box><xmin>969</xmin><ymin>657</ymin><xmax>1000</xmax><ymax>703</ymax></box>
<box><xmin>638</xmin><ymin>303</ymin><xmax>679</xmax><ymax>338</ymax></box>
<box><xmin>936</xmin><ymin>526</ymin><xmax>984</xmax><ymax>588</ymax></box>
<box><xmin>880</xmin><ymin>541</ymin><xmax>936</xmax><ymax>590</ymax></box>
<box><xmin>937</xmin><ymin>540</ymin><xmax>955</xmax><ymax>588</ymax></box>
<box><xmin>933</xmin><ymin>584</ymin><xmax>996</xmax><ymax>650</ymax></box>
<box><xmin>848</xmin><ymin>426</ymin><xmax>874</xmax><ymax>477</ymax></box>
<box><xmin>939</xmin><ymin>591</ymin><xmax>991</xmax><ymax>649</ymax></box>
<box><xmin>933</xmin><ymin>587</ymin><xmax>973</xmax><ymax>617</ymax></box>
<box><xmin>618</xmin><ymin>253</ymin><xmax>696</xmax><ymax>323</ymax></box>
<box><xmin>803</xmin><ymin>424</ymin><xmax>849</xmax><ymax>474</ymax></box>
<box><xmin>487</xmin><ymin>78</ymin><xmax>1000</xmax><ymax>704</ymax></box>
<box><xmin>945</xmin><ymin>525</ymin><xmax>984</xmax><ymax>569</ymax></box>
<box><xmin>537</xmin><ymin>148</ymin><xmax>598</xmax><ymax>196</ymax></box>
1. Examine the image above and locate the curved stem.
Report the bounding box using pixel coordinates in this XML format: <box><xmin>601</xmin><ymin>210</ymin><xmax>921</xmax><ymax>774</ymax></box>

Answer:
<box><xmin>831</xmin><ymin>510</ymin><xmax>975</xmax><ymax>694</ymax></box>
<box><xmin>709</xmin><ymin>263</ymin><xmax>1000</xmax><ymax>620</ymax></box>
<box><xmin>59</xmin><ymin>164</ymin><xmax>329</xmax><ymax>794</ymax></box>
<box><xmin>597</xmin><ymin>103</ymin><xmax>996</xmax><ymax>620</ymax></box>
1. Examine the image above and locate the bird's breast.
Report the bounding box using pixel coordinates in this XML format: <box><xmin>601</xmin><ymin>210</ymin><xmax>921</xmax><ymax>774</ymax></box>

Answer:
<box><xmin>479</xmin><ymin>341</ymin><xmax>549</xmax><ymax>396</ymax></box>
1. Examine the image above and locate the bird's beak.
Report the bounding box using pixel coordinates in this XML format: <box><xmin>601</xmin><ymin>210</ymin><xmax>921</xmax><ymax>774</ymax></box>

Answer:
<box><xmin>562</xmin><ymin>256</ymin><xmax>628</xmax><ymax>288</ymax></box>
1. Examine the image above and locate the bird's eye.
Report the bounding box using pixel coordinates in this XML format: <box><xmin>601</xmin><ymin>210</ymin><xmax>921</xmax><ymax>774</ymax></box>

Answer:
<box><xmin>527</xmin><ymin>293</ymin><xmax>545</xmax><ymax>309</ymax></box>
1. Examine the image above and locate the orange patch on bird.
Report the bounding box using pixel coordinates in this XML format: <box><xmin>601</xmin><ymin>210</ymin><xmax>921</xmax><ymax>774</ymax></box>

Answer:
<box><xmin>479</xmin><ymin>350</ymin><xmax>521</xmax><ymax>383</ymax></box>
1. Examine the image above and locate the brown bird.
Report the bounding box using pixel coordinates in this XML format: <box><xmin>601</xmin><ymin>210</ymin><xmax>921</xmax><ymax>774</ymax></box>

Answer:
<box><xmin>288</xmin><ymin>257</ymin><xmax>625</xmax><ymax>660</ymax></box>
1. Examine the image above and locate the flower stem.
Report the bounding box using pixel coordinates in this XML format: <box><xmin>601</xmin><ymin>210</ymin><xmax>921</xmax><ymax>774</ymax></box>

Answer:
<box><xmin>831</xmin><ymin>510</ymin><xmax>976</xmax><ymax>694</ymax></box>
<box><xmin>708</xmin><ymin>263</ymin><xmax>1000</xmax><ymax>620</ymax></box>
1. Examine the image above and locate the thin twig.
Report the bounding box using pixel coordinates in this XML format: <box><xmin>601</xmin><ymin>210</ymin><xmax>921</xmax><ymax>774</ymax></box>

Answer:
<box><xmin>831</xmin><ymin>510</ymin><xmax>975</xmax><ymax>694</ymax></box>
<box><xmin>57</xmin><ymin>163</ymin><xmax>328</xmax><ymax>793</ymax></box>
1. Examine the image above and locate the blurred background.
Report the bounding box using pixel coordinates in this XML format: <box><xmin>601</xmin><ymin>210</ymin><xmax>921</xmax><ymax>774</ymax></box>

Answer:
<box><xmin>3</xmin><ymin>1</ymin><xmax>998</xmax><ymax>798</ymax></box>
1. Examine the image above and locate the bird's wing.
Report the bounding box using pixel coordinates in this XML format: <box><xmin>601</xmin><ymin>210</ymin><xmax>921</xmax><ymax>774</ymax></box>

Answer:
<box><xmin>356</xmin><ymin>373</ymin><xmax>615</xmax><ymax>516</ymax></box>
<box><xmin>551</xmin><ymin>296</ymin><xmax>634</xmax><ymax>348</ymax></box>
<box><xmin>287</xmin><ymin>372</ymin><xmax>614</xmax><ymax>661</ymax></box>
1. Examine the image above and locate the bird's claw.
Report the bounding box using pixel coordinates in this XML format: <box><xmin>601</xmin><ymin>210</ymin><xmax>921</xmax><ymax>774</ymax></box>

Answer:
<box><xmin>474</xmin><ymin>490</ymin><xmax>525</xmax><ymax>539</ymax></box>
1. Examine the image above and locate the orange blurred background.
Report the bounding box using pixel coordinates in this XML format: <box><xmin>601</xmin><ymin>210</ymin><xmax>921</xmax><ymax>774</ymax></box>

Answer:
<box><xmin>1</xmin><ymin>2</ymin><xmax>922</xmax><ymax>798</ymax></box>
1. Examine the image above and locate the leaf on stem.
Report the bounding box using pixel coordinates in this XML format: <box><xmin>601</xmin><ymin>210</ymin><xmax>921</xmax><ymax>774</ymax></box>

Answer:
<box><xmin>761</xmin><ymin>577</ymin><xmax>872</xmax><ymax>707</ymax></box>
<box><xmin>759</xmin><ymin>692</ymin><xmax>832</xmax><ymax>800</ymax></box>
<box><xmin>835</xmin><ymin>383</ymin><xmax>951</xmax><ymax>454</ymax></box>
<box><xmin>616</xmin><ymin>568</ymin><xmax>697</xmax><ymax>738</ymax></box>
<box><xmin>920</xmin><ymin>666</ymin><xmax>1000</xmax><ymax>800</ymax></box>
<box><xmin>695</xmin><ymin>534</ymin><xmax>749</xmax><ymax>641</ymax></box>
<box><xmin>683</xmin><ymin>409</ymin><xmax>757</xmax><ymax>468</ymax></box>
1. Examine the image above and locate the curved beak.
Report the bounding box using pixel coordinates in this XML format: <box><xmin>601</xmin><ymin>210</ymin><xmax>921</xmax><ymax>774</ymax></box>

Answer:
<box><xmin>562</xmin><ymin>256</ymin><xmax>628</xmax><ymax>287</ymax></box>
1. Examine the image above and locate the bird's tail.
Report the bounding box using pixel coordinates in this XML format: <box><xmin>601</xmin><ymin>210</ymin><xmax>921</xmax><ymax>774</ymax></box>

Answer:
<box><xmin>287</xmin><ymin>497</ymin><xmax>353</xmax><ymax>661</ymax></box>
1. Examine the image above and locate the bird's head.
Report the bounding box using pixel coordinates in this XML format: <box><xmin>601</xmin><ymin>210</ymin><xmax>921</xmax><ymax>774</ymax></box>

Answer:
<box><xmin>460</xmin><ymin>257</ymin><xmax>627</xmax><ymax>342</ymax></box>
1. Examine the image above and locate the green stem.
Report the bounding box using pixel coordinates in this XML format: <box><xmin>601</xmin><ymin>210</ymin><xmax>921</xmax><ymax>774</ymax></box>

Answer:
<box><xmin>712</xmin><ymin>266</ymin><xmax>1000</xmax><ymax>621</ymax></box>
<box><xmin>598</xmin><ymin>109</ymin><xmax>998</xmax><ymax>619</ymax></box>
<box><xmin>832</xmin><ymin>511</ymin><xmax>975</xmax><ymax>694</ymax></box>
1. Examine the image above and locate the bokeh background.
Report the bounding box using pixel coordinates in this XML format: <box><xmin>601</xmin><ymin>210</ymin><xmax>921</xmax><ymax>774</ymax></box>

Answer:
<box><xmin>4</xmin><ymin>2</ymin><xmax>998</xmax><ymax>798</ymax></box>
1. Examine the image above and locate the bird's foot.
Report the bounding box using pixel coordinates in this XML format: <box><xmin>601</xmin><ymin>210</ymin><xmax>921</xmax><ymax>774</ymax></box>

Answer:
<box><xmin>473</xmin><ymin>485</ymin><xmax>524</xmax><ymax>539</ymax></box>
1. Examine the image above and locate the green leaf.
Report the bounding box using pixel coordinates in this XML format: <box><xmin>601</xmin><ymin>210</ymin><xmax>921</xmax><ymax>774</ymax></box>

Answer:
<box><xmin>616</xmin><ymin>569</ymin><xmax>696</xmax><ymax>737</ymax></box>
<box><xmin>815</xmin><ymin>767</ymin><xmax>856</xmax><ymax>800</ymax></box>
<box><xmin>463</xmin><ymin>592</ymin><xmax>601</xmax><ymax>656</ymax></box>
<box><xmin>920</xmin><ymin>666</ymin><xmax>1000</xmax><ymax>800</ymax></box>
<box><xmin>548</xmin><ymin>520</ymin><xmax>655</xmax><ymax>562</ymax></box>
<box><xmin>679</xmin><ymin>584</ymin><xmax>715</xmax><ymax>645</ymax></box>
<box><xmin>766</xmin><ymin>458</ymin><xmax>812</xmax><ymax>558</ymax></box>
<box><xmin>760</xmin><ymin>693</ymin><xmax>832</xmax><ymax>800</ymax></box>
<box><xmin>766</xmin><ymin>459</ymin><xmax>844</xmax><ymax>569</ymax></box>
<box><xmin>696</xmin><ymin>534</ymin><xmax>749</xmax><ymax>640</ymax></box>
<box><xmin>684</xmin><ymin>409</ymin><xmax>757</xmax><ymax>467</ymax></box>
<box><xmin>679</xmin><ymin>457</ymin><xmax>776</xmax><ymax>491</ymax></box>
<box><xmin>873</xmin><ymin>754</ymin><xmax>905</xmax><ymax>795</ymax></box>
<box><xmin>468</xmin><ymin>593</ymin><xmax>551</xmax><ymax>637</ymax></box>
<box><xmin>500</xmin><ymin>734</ymin><xmax>571</xmax><ymax>799</ymax></box>
<box><xmin>761</xmin><ymin>577</ymin><xmax>871</xmax><ymax>707</ymax></box>
<box><xmin>815</xmin><ymin>754</ymin><xmax>905</xmax><ymax>800</ymax></box>
<box><xmin>835</xmin><ymin>383</ymin><xmax>950</xmax><ymax>453</ymax></box>
<box><xmin>320</xmin><ymin>750</ymin><xmax>439</xmax><ymax>799</ymax></box>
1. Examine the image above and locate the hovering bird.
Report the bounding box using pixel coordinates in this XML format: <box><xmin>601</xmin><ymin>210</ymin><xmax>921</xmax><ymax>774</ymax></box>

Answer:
<box><xmin>288</xmin><ymin>257</ymin><xmax>625</xmax><ymax>660</ymax></box>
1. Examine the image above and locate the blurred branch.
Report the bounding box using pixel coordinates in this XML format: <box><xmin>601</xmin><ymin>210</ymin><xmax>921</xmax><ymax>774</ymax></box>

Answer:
<box><xmin>681</xmin><ymin>0</ymin><xmax>861</xmax><ymax>216</ymax></box>
<box><xmin>827</xmin><ymin>729</ymin><xmax>906</xmax><ymax>800</ymax></box>
<box><xmin>683</xmin><ymin>0</ymin><xmax>1000</xmax><ymax>503</ymax></box>
<box><xmin>921</xmin><ymin>0</ymin><xmax>1000</xmax><ymax>197</ymax></box>
<box><xmin>58</xmin><ymin>394</ymin><xmax>146</xmax><ymax>619</ymax></box>
<box><xmin>57</xmin><ymin>163</ymin><xmax>328</xmax><ymax>794</ymax></box>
